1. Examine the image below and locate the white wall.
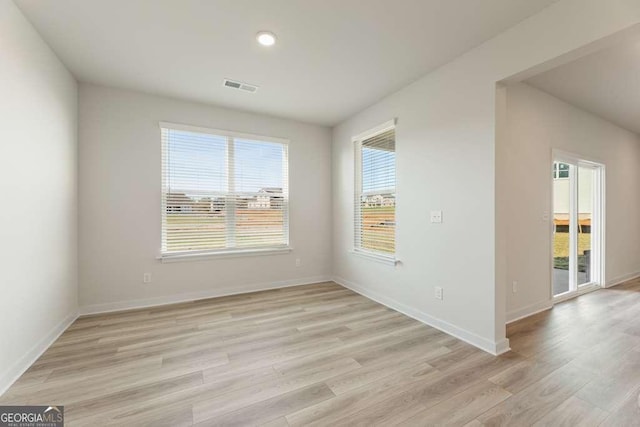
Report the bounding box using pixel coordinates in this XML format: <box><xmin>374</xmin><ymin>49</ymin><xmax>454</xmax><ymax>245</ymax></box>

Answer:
<box><xmin>332</xmin><ymin>0</ymin><xmax>640</xmax><ymax>354</ymax></box>
<box><xmin>2</xmin><ymin>2</ymin><xmax>639</xmax><ymax>395</ymax></box>
<box><xmin>505</xmin><ymin>82</ymin><xmax>640</xmax><ymax>321</ymax></box>
<box><xmin>78</xmin><ymin>84</ymin><xmax>332</xmax><ymax>312</ymax></box>
<box><xmin>0</xmin><ymin>0</ymin><xmax>78</xmax><ymax>393</ymax></box>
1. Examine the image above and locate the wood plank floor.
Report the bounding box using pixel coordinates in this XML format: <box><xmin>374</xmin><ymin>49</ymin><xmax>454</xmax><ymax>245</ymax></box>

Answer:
<box><xmin>2</xmin><ymin>279</ymin><xmax>640</xmax><ymax>426</ymax></box>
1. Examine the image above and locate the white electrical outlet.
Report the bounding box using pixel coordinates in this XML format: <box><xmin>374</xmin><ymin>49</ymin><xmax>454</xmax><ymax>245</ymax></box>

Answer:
<box><xmin>143</xmin><ymin>273</ymin><xmax>151</xmax><ymax>283</ymax></box>
<box><xmin>435</xmin><ymin>286</ymin><xmax>443</xmax><ymax>300</ymax></box>
<box><xmin>430</xmin><ymin>210</ymin><xmax>443</xmax><ymax>223</ymax></box>
<box><xmin>512</xmin><ymin>281</ymin><xmax>518</xmax><ymax>293</ymax></box>
<box><xmin>295</xmin><ymin>258</ymin><xmax>301</xmax><ymax>267</ymax></box>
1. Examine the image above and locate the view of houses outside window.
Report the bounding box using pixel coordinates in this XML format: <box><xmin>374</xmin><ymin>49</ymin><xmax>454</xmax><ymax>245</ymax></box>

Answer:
<box><xmin>355</xmin><ymin>126</ymin><xmax>396</xmax><ymax>255</ymax></box>
<box><xmin>161</xmin><ymin>126</ymin><xmax>289</xmax><ymax>254</ymax></box>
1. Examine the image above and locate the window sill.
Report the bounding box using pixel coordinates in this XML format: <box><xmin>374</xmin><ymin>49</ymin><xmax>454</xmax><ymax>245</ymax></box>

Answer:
<box><xmin>158</xmin><ymin>246</ymin><xmax>293</xmax><ymax>263</ymax></box>
<box><xmin>350</xmin><ymin>249</ymin><xmax>399</xmax><ymax>266</ymax></box>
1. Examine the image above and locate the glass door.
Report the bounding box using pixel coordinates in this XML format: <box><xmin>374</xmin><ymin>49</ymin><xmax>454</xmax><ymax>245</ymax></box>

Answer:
<box><xmin>552</xmin><ymin>157</ymin><xmax>603</xmax><ymax>299</ymax></box>
<box><xmin>577</xmin><ymin>165</ymin><xmax>594</xmax><ymax>287</ymax></box>
<box><xmin>552</xmin><ymin>162</ymin><xmax>572</xmax><ymax>296</ymax></box>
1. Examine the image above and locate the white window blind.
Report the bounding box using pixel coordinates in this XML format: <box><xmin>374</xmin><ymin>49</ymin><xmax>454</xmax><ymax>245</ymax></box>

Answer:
<box><xmin>161</xmin><ymin>123</ymin><xmax>289</xmax><ymax>256</ymax></box>
<box><xmin>354</xmin><ymin>123</ymin><xmax>396</xmax><ymax>256</ymax></box>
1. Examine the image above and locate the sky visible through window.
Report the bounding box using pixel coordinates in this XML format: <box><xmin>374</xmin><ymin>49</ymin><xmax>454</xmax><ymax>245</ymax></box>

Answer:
<box><xmin>235</xmin><ymin>138</ymin><xmax>283</xmax><ymax>193</ymax></box>
<box><xmin>362</xmin><ymin>146</ymin><xmax>395</xmax><ymax>193</ymax></box>
<box><xmin>167</xmin><ymin>130</ymin><xmax>284</xmax><ymax>194</ymax></box>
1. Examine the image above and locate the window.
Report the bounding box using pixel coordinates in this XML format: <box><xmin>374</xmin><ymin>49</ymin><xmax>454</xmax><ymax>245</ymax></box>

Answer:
<box><xmin>553</xmin><ymin>162</ymin><xmax>570</xmax><ymax>179</ymax></box>
<box><xmin>354</xmin><ymin>121</ymin><xmax>396</xmax><ymax>258</ymax></box>
<box><xmin>160</xmin><ymin>123</ymin><xmax>289</xmax><ymax>257</ymax></box>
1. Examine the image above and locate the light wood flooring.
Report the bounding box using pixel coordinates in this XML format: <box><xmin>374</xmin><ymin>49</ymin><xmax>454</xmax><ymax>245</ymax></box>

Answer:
<box><xmin>2</xmin><ymin>280</ymin><xmax>640</xmax><ymax>426</ymax></box>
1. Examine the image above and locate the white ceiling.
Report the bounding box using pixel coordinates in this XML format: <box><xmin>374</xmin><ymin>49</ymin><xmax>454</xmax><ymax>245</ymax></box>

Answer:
<box><xmin>526</xmin><ymin>38</ymin><xmax>640</xmax><ymax>135</ymax></box>
<box><xmin>17</xmin><ymin>0</ymin><xmax>558</xmax><ymax>126</ymax></box>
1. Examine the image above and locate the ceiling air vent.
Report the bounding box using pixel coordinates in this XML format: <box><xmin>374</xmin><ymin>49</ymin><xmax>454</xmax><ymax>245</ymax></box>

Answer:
<box><xmin>223</xmin><ymin>78</ymin><xmax>258</xmax><ymax>93</ymax></box>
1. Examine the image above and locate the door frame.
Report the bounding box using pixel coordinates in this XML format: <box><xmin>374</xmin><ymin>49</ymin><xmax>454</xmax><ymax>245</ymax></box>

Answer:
<box><xmin>551</xmin><ymin>149</ymin><xmax>606</xmax><ymax>303</ymax></box>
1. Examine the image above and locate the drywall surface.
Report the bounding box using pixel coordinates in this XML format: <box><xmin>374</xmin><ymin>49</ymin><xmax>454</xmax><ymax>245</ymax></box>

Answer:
<box><xmin>78</xmin><ymin>84</ymin><xmax>332</xmax><ymax>310</ymax></box>
<box><xmin>332</xmin><ymin>0</ymin><xmax>640</xmax><ymax>352</ymax></box>
<box><xmin>505</xmin><ymin>82</ymin><xmax>640</xmax><ymax>320</ymax></box>
<box><xmin>0</xmin><ymin>0</ymin><xmax>78</xmax><ymax>393</ymax></box>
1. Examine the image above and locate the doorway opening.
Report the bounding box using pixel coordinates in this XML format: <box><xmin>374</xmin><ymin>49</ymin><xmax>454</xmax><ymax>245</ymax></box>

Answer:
<box><xmin>552</xmin><ymin>152</ymin><xmax>604</xmax><ymax>300</ymax></box>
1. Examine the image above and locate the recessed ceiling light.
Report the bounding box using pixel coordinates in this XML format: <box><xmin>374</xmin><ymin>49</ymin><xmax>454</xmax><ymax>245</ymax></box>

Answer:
<box><xmin>256</xmin><ymin>31</ymin><xmax>276</xmax><ymax>46</ymax></box>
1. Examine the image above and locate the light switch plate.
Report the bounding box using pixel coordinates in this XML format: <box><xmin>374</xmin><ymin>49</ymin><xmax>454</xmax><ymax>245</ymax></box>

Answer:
<box><xmin>430</xmin><ymin>210</ymin><xmax>443</xmax><ymax>223</ymax></box>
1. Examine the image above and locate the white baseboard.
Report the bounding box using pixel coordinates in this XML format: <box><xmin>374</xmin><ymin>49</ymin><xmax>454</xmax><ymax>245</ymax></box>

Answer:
<box><xmin>79</xmin><ymin>275</ymin><xmax>332</xmax><ymax>316</ymax></box>
<box><xmin>0</xmin><ymin>276</ymin><xmax>331</xmax><ymax>396</ymax></box>
<box><xmin>507</xmin><ymin>270</ymin><xmax>640</xmax><ymax>323</ymax></box>
<box><xmin>605</xmin><ymin>271</ymin><xmax>640</xmax><ymax>288</ymax></box>
<box><xmin>333</xmin><ymin>276</ymin><xmax>510</xmax><ymax>356</ymax></box>
<box><xmin>506</xmin><ymin>270</ymin><xmax>640</xmax><ymax>324</ymax></box>
<box><xmin>506</xmin><ymin>300</ymin><xmax>553</xmax><ymax>324</ymax></box>
<box><xmin>0</xmin><ymin>310</ymin><xmax>78</xmax><ymax>396</ymax></box>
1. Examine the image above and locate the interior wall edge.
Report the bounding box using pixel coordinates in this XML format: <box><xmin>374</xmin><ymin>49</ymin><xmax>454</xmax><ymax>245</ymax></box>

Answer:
<box><xmin>506</xmin><ymin>300</ymin><xmax>553</xmax><ymax>324</ymax></box>
<box><xmin>333</xmin><ymin>276</ymin><xmax>511</xmax><ymax>356</ymax></box>
<box><xmin>79</xmin><ymin>275</ymin><xmax>332</xmax><ymax>316</ymax></box>
<box><xmin>0</xmin><ymin>0</ymin><xmax>79</xmax><ymax>399</ymax></box>
<box><xmin>0</xmin><ymin>310</ymin><xmax>79</xmax><ymax>397</ymax></box>
<box><xmin>604</xmin><ymin>270</ymin><xmax>640</xmax><ymax>288</ymax></box>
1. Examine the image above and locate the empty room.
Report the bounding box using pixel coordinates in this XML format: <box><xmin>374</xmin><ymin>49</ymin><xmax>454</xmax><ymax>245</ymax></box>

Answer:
<box><xmin>2</xmin><ymin>0</ymin><xmax>640</xmax><ymax>425</ymax></box>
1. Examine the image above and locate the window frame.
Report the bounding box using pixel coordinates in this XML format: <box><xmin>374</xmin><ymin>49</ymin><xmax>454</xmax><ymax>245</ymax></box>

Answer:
<box><xmin>352</xmin><ymin>119</ymin><xmax>398</xmax><ymax>265</ymax></box>
<box><xmin>553</xmin><ymin>162</ymin><xmax>570</xmax><ymax>179</ymax></box>
<box><xmin>159</xmin><ymin>121</ymin><xmax>291</xmax><ymax>261</ymax></box>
